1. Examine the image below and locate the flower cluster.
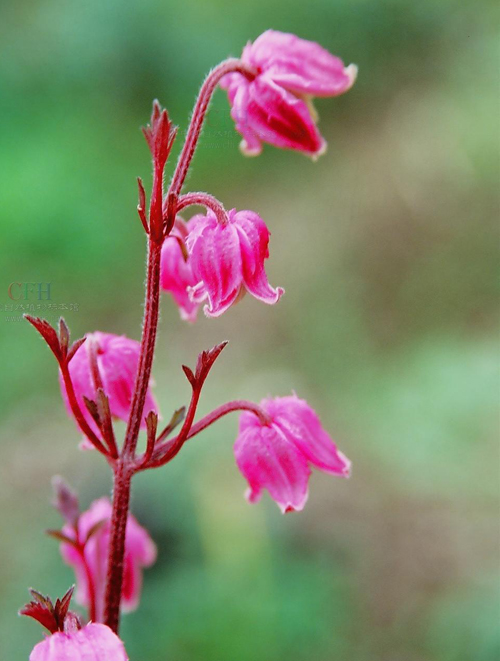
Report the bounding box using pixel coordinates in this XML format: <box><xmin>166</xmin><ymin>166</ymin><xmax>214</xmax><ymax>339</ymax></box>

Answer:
<box><xmin>22</xmin><ymin>29</ymin><xmax>356</xmax><ymax>659</ymax></box>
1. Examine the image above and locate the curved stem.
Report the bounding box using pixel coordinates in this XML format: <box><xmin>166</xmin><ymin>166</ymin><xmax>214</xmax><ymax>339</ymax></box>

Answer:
<box><xmin>60</xmin><ymin>363</ymin><xmax>110</xmax><ymax>457</ymax></box>
<box><xmin>87</xmin><ymin>336</ymin><xmax>118</xmax><ymax>459</ymax></box>
<box><xmin>153</xmin><ymin>384</ymin><xmax>202</xmax><ymax>466</ymax></box>
<box><xmin>146</xmin><ymin>400</ymin><xmax>270</xmax><ymax>469</ymax></box>
<box><xmin>177</xmin><ymin>192</ymin><xmax>229</xmax><ymax>225</ymax></box>
<box><xmin>167</xmin><ymin>58</ymin><xmax>256</xmax><ymax>199</ymax></box>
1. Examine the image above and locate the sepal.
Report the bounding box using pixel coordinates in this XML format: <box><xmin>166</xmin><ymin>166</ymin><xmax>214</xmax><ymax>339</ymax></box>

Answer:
<box><xmin>19</xmin><ymin>586</ymin><xmax>79</xmax><ymax>634</ymax></box>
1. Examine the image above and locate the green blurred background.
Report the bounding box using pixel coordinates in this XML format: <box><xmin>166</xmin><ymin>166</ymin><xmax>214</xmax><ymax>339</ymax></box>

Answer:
<box><xmin>0</xmin><ymin>0</ymin><xmax>498</xmax><ymax>659</ymax></box>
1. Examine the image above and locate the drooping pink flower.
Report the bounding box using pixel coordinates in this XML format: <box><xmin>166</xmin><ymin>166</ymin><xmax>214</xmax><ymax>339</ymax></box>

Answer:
<box><xmin>59</xmin><ymin>331</ymin><xmax>159</xmax><ymax>436</ymax></box>
<box><xmin>160</xmin><ymin>217</ymin><xmax>201</xmax><ymax>322</ymax></box>
<box><xmin>186</xmin><ymin>208</ymin><xmax>284</xmax><ymax>317</ymax></box>
<box><xmin>60</xmin><ymin>497</ymin><xmax>157</xmax><ymax>622</ymax></box>
<box><xmin>221</xmin><ymin>30</ymin><xmax>357</xmax><ymax>157</ymax></box>
<box><xmin>234</xmin><ymin>394</ymin><xmax>351</xmax><ymax>513</ymax></box>
<box><xmin>30</xmin><ymin>623</ymin><xmax>128</xmax><ymax>661</ymax></box>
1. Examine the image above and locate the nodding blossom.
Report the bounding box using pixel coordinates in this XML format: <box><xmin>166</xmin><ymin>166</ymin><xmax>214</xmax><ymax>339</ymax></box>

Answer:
<box><xmin>60</xmin><ymin>498</ymin><xmax>157</xmax><ymax>622</ymax></box>
<box><xmin>59</xmin><ymin>331</ymin><xmax>159</xmax><ymax>435</ymax></box>
<box><xmin>186</xmin><ymin>208</ymin><xmax>284</xmax><ymax>317</ymax></box>
<box><xmin>234</xmin><ymin>394</ymin><xmax>351</xmax><ymax>513</ymax></box>
<box><xmin>220</xmin><ymin>29</ymin><xmax>357</xmax><ymax>157</ymax></box>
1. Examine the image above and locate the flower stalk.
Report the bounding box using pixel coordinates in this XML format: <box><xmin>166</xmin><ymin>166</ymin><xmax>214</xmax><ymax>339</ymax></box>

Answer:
<box><xmin>22</xmin><ymin>32</ymin><xmax>356</xmax><ymax>654</ymax></box>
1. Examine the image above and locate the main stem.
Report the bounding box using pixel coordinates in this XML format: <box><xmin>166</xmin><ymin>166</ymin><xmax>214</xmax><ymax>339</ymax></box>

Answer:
<box><xmin>103</xmin><ymin>463</ymin><xmax>132</xmax><ymax>632</ymax></box>
<box><xmin>103</xmin><ymin>238</ymin><xmax>162</xmax><ymax>633</ymax></box>
<box><xmin>123</xmin><ymin>238</ymin><xmax>163</xmax><ymax>460</ymax></box>
<box><xmin>103</xmin><ymin>58</ymin><xmax>252</xmax><ymax>634</ymax></box>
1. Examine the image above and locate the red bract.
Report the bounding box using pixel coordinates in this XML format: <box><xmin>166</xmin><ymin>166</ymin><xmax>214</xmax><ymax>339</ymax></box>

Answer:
<box><xmin>234</xmin><ymin>395</ymin><xmax>351</xmax><ymax>513</ymax></box>
<box><xmin>59</xmin><ymin>332</ymin><xmax>159</xmax><ymax>437</ymax></box>
<box><xmin>220</xmin><ymin>30</ymin><xmax>356</xmax><ymax>157</ymax></box>
<box><xmin>60</xmin><ymin>498</ymin><xmax>157</xmax><ymax>622</ymax></box>
<box><xmin>186</xmin><ymin>208</ymin><xmax>284</xmax><ymax>317</ymax></box>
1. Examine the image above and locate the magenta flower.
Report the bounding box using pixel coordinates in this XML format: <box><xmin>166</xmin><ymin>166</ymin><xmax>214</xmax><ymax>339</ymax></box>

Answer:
<box><xmin>59</xmin><ymin>331</ymin><xmax>159</xmax><ymax>435</ymax></box>
<box><xmin>186</xmin><ymin>208</ymin><xmax>284</xmax><ymax>317</ymax></box>
<box><xmin>30</xmin><ymin>623</ymin><xmax>128</xmax><ymax>661</ymax></box>
<box><xmin>221</xmin><ymin>30</ymin><xmax>357</xmax><ymax>157</ymax></box>
<box><xmin>60</xmin><ymin>498</ymin><xmax>157</xmax><ymax>621</ymax></box>
<box><xmin>234</xmin><ymin>395</ymin><xmax>351</xmax><ymax>513</ymax></box>
<box><xmin>160</xmin><ymin>217</ymin><xmax>201</xmax><ymax>322</ymax></box>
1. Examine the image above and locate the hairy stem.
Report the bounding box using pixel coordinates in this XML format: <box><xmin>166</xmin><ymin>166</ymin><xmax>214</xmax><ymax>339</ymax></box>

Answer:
<box><xmin>146</xmin><ymin>400</ymin><xmax>270</xmax><ymax>468</ymax></box>
<box><xmin>167</xmin><ymin>58</ymin><xmax>255</xmax><ymax>198</ymax></box>
<box><xmin>122</xmin><ymin>238</ymin><xmax>162</xmax><ymax>461</ymax></box>
<box><xmin>60</xmin><ymin>363</ymin><xmax>110</xmax><ymax>456</ymax></box>
<box><xmin>103</xmin><ymin>463</ymin><xmax>132</xmax><ymax>633</ymax></box>
<box><xmin>177</xmin><ymin>192</ymin><xmax>229</xmax><ymax>225</ymax></box>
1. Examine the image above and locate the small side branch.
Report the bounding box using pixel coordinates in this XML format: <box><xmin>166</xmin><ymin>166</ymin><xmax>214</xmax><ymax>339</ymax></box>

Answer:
<box><xmin>144</xmin><ymin>399</ymin><xmax>270</xmax><ymax>469</ymax></box>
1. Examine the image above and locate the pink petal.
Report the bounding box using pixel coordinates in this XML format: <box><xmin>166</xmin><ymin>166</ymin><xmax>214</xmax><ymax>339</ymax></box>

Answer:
<box><xmin>244</xmin><ymin>30</ymin><xmax>357</xmax><ymax>97</ymax></box>
<box><xmin>263</xmin><ymin>395</ymin><xmax>351</xmax><ymax>476</ymax></box>
<box><xmin>232</xmin><ymin>210</ymin><xmax>284</xmax><ymax>304</ymax></box>
<box><xmin>243</xmin><ymin>75</ymin><xmax>325</xmax><ymax>155</ymax></box>
<box><xmin>229</xmin><ymin>81</ymin><xmax>264</xmax><ymax>156</ymax></box>
<box><xmin>187</xmin><ymin>214</ymin><xmax>243</xmax><ymax>317</ymax></box>
<box><xmin>160</xmin><ymin>218</ymin><xmax>201</xmax><ymax>322</ymax></box>
<box><xmin>30</xmin><ymin>623</ymin><xmax>128</xmax><ymax>661</ymax></box>
<box><xmin>234</xmin><ymin>421</ymin><xmax>311</xmax><ymax>513</ymax></box>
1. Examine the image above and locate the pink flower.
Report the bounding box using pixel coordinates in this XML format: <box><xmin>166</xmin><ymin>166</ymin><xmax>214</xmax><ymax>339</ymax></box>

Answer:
<box><xmin>234</xmin><ymin>395</ymin><xmax>351</xmax><ymax>513</ymax></box>
<box><xmin>30</xmin><ymin>623</ymin><xmax>128</xmax><ymax>661</ymax></box>
<box><xmin>186</xmin><ymin>208</ymin><xmax>284</xmax><ymax>317</ymax></box>
<box><xmin>60</xmin><ymin>498</ymin><xmax>157</xmax><ymax>622</ymax></box>
<box><xmin>160</xmin><ymin>217</ymin><xmax>201</xmax><ymax>322</ymax></box>
<box><xmin>59</xmin><ymin>331</ymin><xmax>159</xmax><ymax>435</ymax></box>
<box><xmin>221</xmin><ymin>30</ymin><xmax>357</xmax><ymax>157</ymax></box>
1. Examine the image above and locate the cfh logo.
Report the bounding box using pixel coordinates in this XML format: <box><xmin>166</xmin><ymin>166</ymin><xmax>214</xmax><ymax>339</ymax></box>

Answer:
<box><xmin>8</xmin><ymin>282</ymin><xmax>52</xmax><ymax>301</ymax></box>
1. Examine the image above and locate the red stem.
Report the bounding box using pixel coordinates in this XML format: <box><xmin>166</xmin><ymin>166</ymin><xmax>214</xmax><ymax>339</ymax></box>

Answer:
<box><xmin>167</xmin><ymin>58</ymin><xmax>255</xmax><ymax>198</ymax></box>
<box><xmin>103</xmin><ymin>463</ymin><xmax>132</xmax><ymax>633</ymax></box>
<box><xmin>103</xmin><ymin>60</ymin><xmax>254</xmax><ymax>633</ymax></box>
<box><xmin>177</xmin><ymin>192</ymin><xmax>229</xmax><ymax>225</ymax></box>
<box><xmin>60</xmin><ymin>363</ymin><xmax>110</xmax><ymax>457</ymax></box>
<box><xmin>146</xmin><ymin>400</ymin><xmax>270</xmax><ymax>469</ymax></box>
<box><xmin>87</xmin><ymin>336</ymin><xmax>118</xmax><ymax>459</ymax></box>
<box><xmin>103</xmin><ymin>239</ymin><xmax>162</xmax><ymax>633</ymax></box>
<box><xmin>122</xmin><ymin>238</ymin><xmax>162</xmax><ymax>461</ymax></box>
<box><xmin>78</xmin><ymin>544</ymin><xmax>97</xmax><ymax>623</ymax></box>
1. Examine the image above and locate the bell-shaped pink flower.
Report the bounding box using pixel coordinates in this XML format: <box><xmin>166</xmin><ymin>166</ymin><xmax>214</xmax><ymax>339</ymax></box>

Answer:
<box><xmin>221</xmin><ymin>30</ymin><xmax>357</xmax><ymax>157</ymax></box>
<box><xmin>30</xmin><ymin>623</ymin><xmax>128</xmax><ymax>661</ymax></box>
<box><xmin>160</xmin><ymin>217</ymin><xmax>201</xmax><ymax>322</ymax></box>
<box><xmin>234</xmin><ymin>394</ymin><xmax>351</xmax><ymax>513</ymax></box>
<box><xmin>186</xmin><ymin>208</ymin><xmax>284</xmax><ymax>317</ymax></box>
<box><xmin>60</xmin><ymin>498</ymin><xmax>157</xmax><ymax>622</ymax></box>
<box><xmin>59</xmin><ymin>331</ymin><xmax>159</xmax><ymax>436</ymax></box>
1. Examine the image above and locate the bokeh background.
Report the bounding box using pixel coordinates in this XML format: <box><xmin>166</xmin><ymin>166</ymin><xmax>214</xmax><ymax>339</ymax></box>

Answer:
<box><xmin>0</xmin><ymin>0</ymin><xmax>498</xmax><ymax>659</ymax></box>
